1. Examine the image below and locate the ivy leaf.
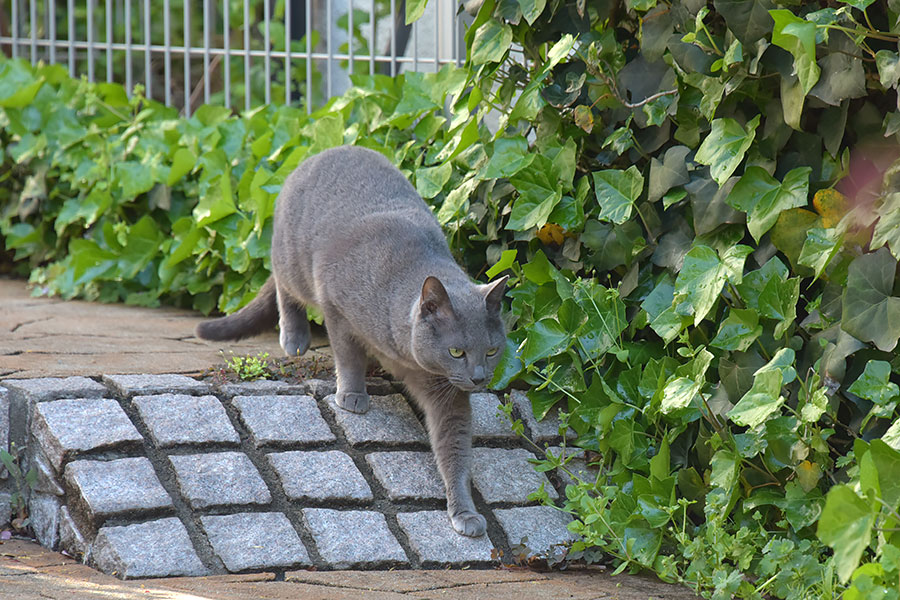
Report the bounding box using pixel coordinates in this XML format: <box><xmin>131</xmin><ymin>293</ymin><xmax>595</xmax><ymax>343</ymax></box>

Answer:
<box><xmin>694</xmin><ymin>116</ymin><xmax>760</xmax><ymax>186</ymax></box>
<box><xmin>799</xmin><ymin>226</ymin><xmax>843</xmax><ymax>281</ymax></box>
<box><xmin>648</xmin><ymin>145</ymin><xmax>690</xmax><ymax>203</ymax></box>
<box><xmin>481</xmin><ymin>136</ymin><xmax>535</xmax><ymax>179</ymax></box>
<box><xmin>520</xmin><ymin>318</ymin><xmax>570</xmax><ymax>366</ymax></box>
<box><xmin>710</xmin><ymin>448</ymin><xmax>741</xmax><ymax>493</ymax></box>
<box><xmin>642</xmin><ymin>279</ymin><xmax>690</xmax><ymax>343</ymax></box>
<box><xmin>871</xmin><ymin>195</ymin><xmax>900</xmax><ymax>260</ymax></box>
<box><xmin>875</xmin><ymin>50</ymin><xmax>900</xmax><ymax>90</ymax></box>
<box><xmin>118</xmin><ymin>215</ymin><xmax>163</xmax><ymax>279</ymax></box>
<box><xmin>517</xmin><ymin>0</ymin><xmax>547</xmax><ymax>25</ymax></box>
<box><xmin>726</xmin><ymin>166</ymin><xmax>810</xmax><ymax>242</ymax></box>
<box><xmin>769</xmin><ymin>9</ymin><xmax>821</xmax><ymax>94</ymax></box>
<box><xmin>471</xmin><ymin>20</ymin><xmax>513</xmax><ymax>65</ymax></box>
<box><xmin>868</xmin><ymin>439</ymin><xmax>900</xmax><ymax>508</ymax></box>
<box><xmin>841</xmin><ymin>248</ymin><xmax>900</xmax><ymax>352</ymax></box>
<box><xmin>714</xmin><ymin>0</ymin><xmax>775</xmax><ymax>45</ymax></box>
<box><xmin>508</xmin><ymin>155</ymin><xmax>563</xmax><ymax>230</ymax></box>
<box><xmin>415</xmin><ymin>162</ymin><xmax>453</xmax><ymax>199</ymax></box>
<box><xmin>710</xmin><ymin>308</ymin><xmax>762</xmax><ymax>352</ymax></box>
<box><xmin>817</xmin><ymin>484</ymin><xmax>875</xmax><ymax>583</ymax></box>
<box><xmin>674</xmin><ymin>245</ymin><xmax>728</xmax><ymax>326</ymax></box>
<box><xmin>809</xmin><ymin>34</ymin><xmax>866</xmax><ymax>106</ymax></box>
<box><xmin>405</xmin><ymin>0</ymin><xmax>428</xmax><ymax>25</ymax></box>
<box><xmin>848</xmin><ymin>360</ymin><xmax>900</xmax><ymax>405</ymax></box>
<box><xmin>728</xmin><ymin>369</ymin><xmax>784</xmax><ymax>428</ymax></box>
<box><xmin>593</xmin><ymin>166</ymin><xmax>645</xmax><ymax>225</ymax></box>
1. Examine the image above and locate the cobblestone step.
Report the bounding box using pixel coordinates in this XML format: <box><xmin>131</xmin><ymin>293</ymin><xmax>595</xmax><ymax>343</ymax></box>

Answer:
<box><xmin>0</xmin><ymin>375</ymin><xmax>579</xmax><ymax>579</ymax></box>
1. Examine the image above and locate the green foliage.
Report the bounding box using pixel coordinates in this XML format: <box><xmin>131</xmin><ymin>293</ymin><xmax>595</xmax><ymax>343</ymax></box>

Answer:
<box><xmin>223</xmin><ymin>351</ymin><xmax>272</xmax><ymax>381</ymax></box>
<box><xmin>0</xmin><ymin>444</ymin><xmax>38</xmax><ymax>532</ymax></box>
<box><xmin>4</xmin><ymin>0</ymin><xmax>900</xmax><ymax>596</ymax></box>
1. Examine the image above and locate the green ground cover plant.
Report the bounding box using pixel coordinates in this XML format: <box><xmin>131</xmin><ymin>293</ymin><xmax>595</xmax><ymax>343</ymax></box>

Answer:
<box><xmin>2</xmin><ymin>0</ymin><xmax>900</xmax><ymax>597</ymax></box>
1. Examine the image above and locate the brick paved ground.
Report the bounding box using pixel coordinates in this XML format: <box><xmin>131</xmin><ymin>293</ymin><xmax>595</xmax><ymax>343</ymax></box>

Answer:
<box><xmin>0</xmin><ymin>374</ymin><xmax>585</xmax><ymax>579</ymax></box>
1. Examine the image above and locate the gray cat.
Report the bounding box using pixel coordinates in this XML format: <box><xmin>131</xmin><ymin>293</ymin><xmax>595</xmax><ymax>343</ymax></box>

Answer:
<box><xmin>196</xmin><ymin>145</ymin><xmax>508</xmax><ymax>537</ymax></box>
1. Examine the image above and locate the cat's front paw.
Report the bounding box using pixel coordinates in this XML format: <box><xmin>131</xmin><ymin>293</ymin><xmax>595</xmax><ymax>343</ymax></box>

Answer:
<box><xmin>335</xmin><ymin>391</ymin><xmax>370</xmax><ymax>413</ymax></box>
<box><xmin>450</xmin><ymin>511</ymin><xmax>487</xmax><ymax>537</ymax></box>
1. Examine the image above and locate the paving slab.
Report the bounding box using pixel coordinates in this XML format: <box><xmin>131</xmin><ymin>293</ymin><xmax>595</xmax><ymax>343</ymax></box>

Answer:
<box><xmin>104</xmin><ymin>374</ymin><xmax>210</xmax><ymax>397</ymax></box>
<box><xmin>268</xmin><ymin>450</ymin><xmax>372</xmax><ymax>502</ymax></box>
<box><xmin>133</xmin><ymin>394</ymin><xmax>239</xmax><ymax>447</ymax></box>
<box><xmin>28</xmin><ymin>493</ymin><xmax>62</xmax><ymax>549</ymax></box>
<box><xmin>509</xmin><ymin>390</ymin><xmax>574</xmax><ymax>444</ymax></box>
<box><xmin>90</xmin><ymin>517</ymin><xmax>209</xmax><ymax>579</ymax></box>
<box><xmin>31</xmin><ymin>398</ymin><xmax>143</xmax><ymax>470</ymax></box>
<box><xmin>470</xmin><ymin>393</ymin><xmax>517</xmax><ymax>441</ymax></box>
<box><xmin>494</xmin><ymin>505</ymin><xmax>578</xmax><ymax>559</ymax></box>
<box><xmin>169</xmin><ymin>452</ymin><xmax>272</xmax><ymax>510</ymax></box>
<box><xmin>301</xmin><ymin>509</ymin><xmax>408</xmax><ymax>568</ymax></box>
<box><xmin>64</xmin><ymin>457</ymin><xmax>174</xmax><ymax>530</ymax></box>
<box><xmin>234</xmin><ymin>395</ymin><xmax>335</xmax><ymax>446</ymax></box>
<box><xmin>326</xmin><ymin>393</ymin><xmax>427</xmax><ymax>446</ymax></box>
<box><xmin>218</xmin><ymin>379</ymin><xmax>308</xmax><ymax>398</ymax></box>
<box><xmin>200</xmin><ymin>512</ymin><xmax>311</xmax><ymax>571</ymax></box>
<box><xmin>365</xmin><ymin>451</ymin><xmax>445</xmax><ymax>501</ymax></box>
<box><xmin>472</xmin><ymin>448</ymin><xmax>558</xmax><ymax>504</ymax></box>
<box><xmin>396</xmin><ymin>511</ymin><xmax>495</xmax><ymax>565</ymax></box>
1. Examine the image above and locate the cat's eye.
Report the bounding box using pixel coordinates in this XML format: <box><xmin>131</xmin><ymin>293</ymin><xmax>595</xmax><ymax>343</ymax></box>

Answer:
<box><xmin>486</xmin><ymin>347</ymin><xmax>499</xmax><ymax>357</ymax></box>
<box><xmin>449</xmin><ymin>347</ymin><xmax>465</xmax><ymax>358</ymax></box>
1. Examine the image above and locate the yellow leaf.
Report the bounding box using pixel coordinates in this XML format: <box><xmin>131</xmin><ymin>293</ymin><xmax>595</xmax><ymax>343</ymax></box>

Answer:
<box><xmin>795</xmin><ymin>460</ymin><xmax>822</xmax><ymax>492</ymax></box>
<box><xmin>537</xmin><ymin>223</ymin><xmax>565</xmax><ymax>245</ymax></box>
<box><xmin>813</xmin><ymin>188</ymin><xmax>850</xmax><ymax>228</ymax></box>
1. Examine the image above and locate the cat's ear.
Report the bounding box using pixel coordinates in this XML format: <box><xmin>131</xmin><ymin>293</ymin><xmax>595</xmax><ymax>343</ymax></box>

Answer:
<box><xmin>421</xmin><ymin>276</ymin><xmax>455</xmax><ymax>319</ymax></box>
<box><xmin>483</xmin><ymin>275</ymin><xmax>508</xmax><ymax>313</ymax></box>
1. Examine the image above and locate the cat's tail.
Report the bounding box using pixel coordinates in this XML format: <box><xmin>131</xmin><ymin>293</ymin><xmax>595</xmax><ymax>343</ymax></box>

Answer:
<box><xmin>195</xmin><ymin>277</ymin><xmax>279</xmax><ymax>341</ymax></box>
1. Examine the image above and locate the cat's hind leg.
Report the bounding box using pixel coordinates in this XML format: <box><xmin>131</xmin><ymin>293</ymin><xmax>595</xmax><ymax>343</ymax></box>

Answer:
<box><xmin>276</xmin><ymin>285</ymin><xmax>311</xmax><ymax>357</ymax></box>
<box><xmin>324</xmin><ymin>311</ymin><xmax>370</xmax><ymax>413</ymax></box>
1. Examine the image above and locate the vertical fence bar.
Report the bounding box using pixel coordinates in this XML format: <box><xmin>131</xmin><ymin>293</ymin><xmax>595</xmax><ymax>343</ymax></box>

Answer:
<box><xmin>125</xmin><ymin>0</ymin><xmax>132</xmax><ymax>96</ymax></box>
<box><xmin>413</xmin><ymin>12</ymin><xmax>418</xmax><ymax>72</ymax></box>
<box><xmin>184</xmin><ymin>0</ymin><xmax>191</xmax><ymax>114</ymax></box>
<box><xmin>87</xmin><ymin>0</ymin><xmax>95</xmax><ymax>81</ymax></box>
<box><xmin>29</xmin><ymin>0</ymin><xmax>36</xmax><ymax>64</ymax></box>
<box><xmin>143</xmin><ymin>0</ymin><xmax>151</xmax><ymax>98</ymax></box>
<box><xmin>49</xmin><ymin>0</ymin><xmax>56</xmax><ymax>64</ymax></box>
<box><xmin>326</xmin><ymin>0</ymin><xmax>332</xmax><ymax>98</ymax></box>
<box><xmin>433</xmin><ymin>0</ymin><xmax>439</xmax><ymax>71</ymax></box>
<box><xmin>264</xmin><ymin>0</ymin><xmax>271</xmax><ymax>105</ymax></box>
<box><xmin>389</xmin><ymin>0</ymin><xmax>395</xmax><ymax>76</ymax></box>
<box><xmin>11</xmin><ymin>0</ymin><xmax>17</xmax><ymax>59</ymax></box>
<box><xmin>305</xmin><ymin>0</ymin><xmax>312</xmax><ymax>113</ymax></box>
<box><xmin>203</xmin><ymin>0</ymin><xmax>210</xmax><ymax>104</ymax></box>
<box><xmin>106</xmin><ymin>0</ymin><xmax>113</xmax><ymax>82</ymax></box>
<box><xmin>348</xmin><ymin>0</ymin><xmax>354</xmax><ymax>76</ymax></box>
<box><xmin>369</xmin><ymin>0</ymin><xmax>375</xmax><ymax>75</ymax></box>
<box><xmin>67</xmin><ymin>0</ymin><xmax>74</xmax><ymax>75</ymax></box>
<box><xmin>285</xmin><ymin>0</ymin><xmax>291</xmax><ymax>104</ymax></box>
<box><xmin>243</xmin><ymin>0</ymin><xmax>250</xmax><ymax>111</ymax></box>
<box><xmin>163</xmin><ymin>0</ymin><xmax>170</xmax><ymax>106</ymax></box>
<box><xmin>224</xmin><ymin>0</ymin><xmax>230</xmax><ymax>109</ymax></box>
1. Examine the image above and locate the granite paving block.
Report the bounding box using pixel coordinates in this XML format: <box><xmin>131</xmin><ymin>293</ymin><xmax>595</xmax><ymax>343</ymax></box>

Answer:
<box><xmin>301</xmin><ymin>509</ymin><xmax>407</xmax><ymax>568</ymax></box>
<box><xmin>304</xmin><ymin>378</ymin><xmax>337</xmax><ymax>399</ymax></box>
<box><xmin>0</xmin><ymin>491</ymin><xmax>11</xmax><ymax>528</ymax></box>
<box><xmin>2</xmin><ymin>376</ymin><xmax>107</xmax><ymax>403</ymax></box>
<box><xmin>396</xmin><ymin>511</ymin><xmax>495</xmax><ymax>565</ymax></box>
<box><xmin>494</xmin><ymin>506</ymin><xmax>578</xmax><ymax>558</ymax></box>
<box><xmin>470</xmin><ymin>393</ymin><xmax>517</xmax><ymax>441</ymax></box>
<box><xmin>268</xmin><ymin>450</ymin><xmax>372</xmax><ymax>502</ymax></box>
<box><xmin>102</xmin><ymin>374</ymin><xmax>208</xmax><ymax>397</ymax></box>
<box><xmin>58</xmin><ymin>506</ymin><xmax>88</xmax><ymax>559</ymax></box>
<box><xmin>510</xmin><ymin>390</ymin><xmax>574</xmax><ymax>444</ymax></box>
<box><xmin>31</xmin><ymin>398</ymin><xmax>143</xmax><ymax>470</ymax></box>
<box><xmin>64</xmin><ymin>457</ymin><xmax>173</xmax><ymax>529</ymax></box>
<box><xmin>133</xmin><ymin>394</ymin><xmax>239</xmax><ymax>447</ymax></box>
<box><xmin>91</xmin><ymin>517</ymin><xmax>208</xmax><ymax>578</ymax></box>
<box><xmin>0</xmin><ymin>388</ymin><xmax>8</xmax><ymax>478</ymax></box>
<box><xmin>471</xmin><ymin>448</ymin><xmax>558</xmax><ymax>504</ymax></box>
<box><xmin>234</xmin><ymin>395</ymin><xmax>335</xmax><ymax>446</ymax></box>
<box><xmin>26</xmin><ymin>444</ymin><xmax>65</xmax><ymax>495</ymax></box>
<box><xmin>365</xmin><ymin>451</ymin><xmax>445</xmax><ymax>501</ymax></box>
<box><xmin>201</xmin><ymin>512</ymin><xmax>311</xmax><ymax>571</ymax></box>
<box><xmin>326</xmin><ymin>394</ymin><xmax>427</xmax><ymax>446</ymax></box>
<box><xmin>219</xmin><ymin>379</ymin><xmax>308</xmax><ymax>398</ymax></box>
<box><xmin>547</xmin><ymin>447</ymin><xmax>597</xmax><ymax>488</ymax></box>
<box><xmin>29</xmin><ymin>492</ymin><xmax>62</xmax><ymax>549</ymax></box>
<box><xmin>169</xmin><ymin>452</ymin><xmax>271</xmax><ymax>509</ymax></box>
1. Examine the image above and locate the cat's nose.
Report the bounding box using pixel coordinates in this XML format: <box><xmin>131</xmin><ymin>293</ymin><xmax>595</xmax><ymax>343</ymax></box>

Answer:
<box><xmin>471</xmin><ymin>375</ymin><xmax>485</xmax><ymax>386</ymax></box>
<box><xmin>471</xmin><ymin>366</ymin><xmax>486</xmax><ymax>386</ymax></box>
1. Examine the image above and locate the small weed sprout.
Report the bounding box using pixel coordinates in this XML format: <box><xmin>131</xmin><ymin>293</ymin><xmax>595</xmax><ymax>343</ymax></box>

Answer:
<box><xmin>223</xmin><ymin>351</ymin><xmax>272</xmax><ymax>380</ymax></box>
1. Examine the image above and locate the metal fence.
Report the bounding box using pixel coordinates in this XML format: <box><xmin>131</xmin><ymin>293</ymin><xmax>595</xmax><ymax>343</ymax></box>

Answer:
<box><xmin>0</xmin><ymin>0</ymin><xmax>468</xmax><ymax>115</ymax></box>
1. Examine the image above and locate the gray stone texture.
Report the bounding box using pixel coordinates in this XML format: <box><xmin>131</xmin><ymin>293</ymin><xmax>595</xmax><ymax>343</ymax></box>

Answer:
<box><xmin>133</xmin><ymin>394</ymin><xmax>239</xmax><ymax>447</ymax></box>
<box><xmin>396</xmin><ymin>511</ymin><xmax>495</xmax><ymax>565</ymax></box>
<box><xmin>201</xmin><ymin>512</ymin><xmax>311</xmax><ymax>572</ymax></box>
<box><xmin>31</xmin><ymin>398</ymin><xmax>143</xmax><ymax>470</ymax></box>
<box><xmin>102</xmin><ymin>373</ymin><xmax>208</xmax><ymax>398</ymax></box>
<box><xmin>548</xmin><ymin>447</ymin><xmax>596</xmax><ymax>488</ymax></box>
<box><xmin>470</xmin><ymin>393</ymin><xmax>517</xmax><ymax>441</ymax></box>
<box><xmin>29</xmin><ymin>492</ymin><xmax>62</xmax><ymax>549</ymax></box>
<box><xmin>0</xmin><ymin>492</ymin><xmax>11</xmax><ymax>528</ymax></box>
<box><xmin>472</xmin><ymin>448</ymin><xmax>558</xmax><ymax>504</ymax></box>
<box><xmin>268</xmin><ymin>451</ymin><xmax>372</xmax><ymax>502</ymax></box>
<box><xmin>304</xmin><ymin>378</ymin><xmax>337</xmax><ymax>399</ymax></box>
<box><xmin>25</xmin><ymin>444</ymin><xmax>65</xmax><ymax>496</ymax></box>
<box><xmin>58</xmin><ymin>505</ymin><xmax>88</xmax><ymax>559</ymax></box>
<box><xmin>169</xmin><ymin>452</ymin><xmax>271</xmax><ymax>509</ymax></box>
<box><xmin>91</xmin><ymin>517</ymin><xmax>208</xmax><ymax>579</ymax></box>
<box><xmin>64</xmin><ymin>457</ymin><xmax>173</xmax><ymax>529</ymax></box>
<box><xmin>326</xmin><ymin>394</ymin><xmax>427</xmax><ymax>446</ymax></box>
<box><xmin>510</xmin><ymin>390</ymin><xmax>574</xmax><ymax>443</ymax></box>
<box><xmin>234</xmin><ymin>395</ymin><xmax>335</xmax><ymax>446</ymax></box>
<box><xmin>365</xmin><ymin>451</ymin><xmax>445</xmax><ymax>501</ymax></box>
<box><xmin>0</xmin><ymin>387</ymin><xmax>8</xmax><ymax>478</ymax></box>
<box><xmin>219</xmin><ymin>379</ymin><xmax>308</xmax><ymax>398</ymax></box>
<box><xmin>301</xmin><ymin>508</ymin><xmax>407</xmax><ymax>568</ymax></box>
<box><xmin>494</xmin><ymin>506</ymin><xmax>578</xmax><ymax>558</ymax></box>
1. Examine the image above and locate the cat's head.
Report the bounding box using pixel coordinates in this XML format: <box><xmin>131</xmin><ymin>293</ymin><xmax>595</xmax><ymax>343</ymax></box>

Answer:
<box><xmin>410</xmin><ymin>275</ymin><xmax>508</xmax><ymax>392</ymax></box>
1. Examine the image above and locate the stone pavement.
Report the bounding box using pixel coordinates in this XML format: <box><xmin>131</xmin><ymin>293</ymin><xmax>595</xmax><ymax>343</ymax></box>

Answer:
<box><xmin>0</xmin><ymin>278</ymin><xmax>699</xmax><ymax>598</ymax></box>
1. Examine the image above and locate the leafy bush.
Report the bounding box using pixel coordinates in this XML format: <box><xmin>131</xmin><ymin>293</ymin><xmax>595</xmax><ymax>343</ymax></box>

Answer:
<box><xmin>3</xmin><ymin>0</ymin><xmax>900</xmax><ymax>597</ymax></box>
